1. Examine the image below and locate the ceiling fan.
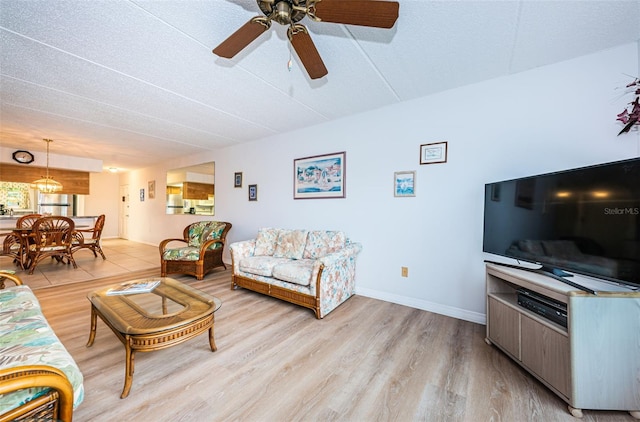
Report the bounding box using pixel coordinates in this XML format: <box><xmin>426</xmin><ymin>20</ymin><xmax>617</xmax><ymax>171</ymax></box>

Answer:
<box><xmin>212</xmin><ymin>0</ymin><xmax>399</xmax><ymax>80</ymax></box>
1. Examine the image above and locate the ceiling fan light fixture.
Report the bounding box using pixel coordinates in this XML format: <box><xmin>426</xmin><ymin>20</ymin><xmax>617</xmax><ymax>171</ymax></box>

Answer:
<box><xmin>31</xmin><ymin>139</ymin><xmax>63</xmax><ymax>193</ymax></box>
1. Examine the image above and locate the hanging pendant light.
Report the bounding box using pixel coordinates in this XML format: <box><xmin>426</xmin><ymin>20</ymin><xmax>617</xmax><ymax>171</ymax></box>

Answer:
<box><xmin>31</xmin><ymin>139</ymin><xmax>63</xmax><ymax>193</ymax></box>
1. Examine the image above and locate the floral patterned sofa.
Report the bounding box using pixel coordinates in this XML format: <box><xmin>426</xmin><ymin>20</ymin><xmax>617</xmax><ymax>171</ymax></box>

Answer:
<box><xmin>0</xmin><ymin>272</ymin><xmax>84</xmax><ymax>422</ymax></box>
<box><xmin>229</xmin><ymin>228</ymin><xmax>362</xmax><ymax>319</ymax></box>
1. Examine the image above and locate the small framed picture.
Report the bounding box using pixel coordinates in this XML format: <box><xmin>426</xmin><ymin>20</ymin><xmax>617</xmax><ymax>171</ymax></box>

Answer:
<box><xmin>148</xmin><ymin>180</ymin><xmax>155</xmax><ymax>199</ymax></box>
<box><xmin>394</xmin><ymin>171</ymin><xmax>416</xmax><ymax>197</ymax></box>
<box><xmin>420</xmin><ymin>141</ymin><xmax>448</xmax><ymax>165</ymax></box>
<box><xmin>139</xmin><ymin>188</ymin><xmax>145</xmax><ymax>202</ymax></box>
<box><xmin>248</xmin><ymin>184</ymin><xmax>258</xmax><ymax>201</ymax></box>
<box><xmin>234</xmin><ymin>172</ymin><xmax>243</xmax><ymax>188</ymax></box>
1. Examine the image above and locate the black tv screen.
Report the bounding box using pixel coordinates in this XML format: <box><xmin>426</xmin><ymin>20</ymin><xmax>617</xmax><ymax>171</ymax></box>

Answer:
<box><xmin>483</xmin><ymin>157</ymin><xmax>640</xmax><ymax>288</ymax></box>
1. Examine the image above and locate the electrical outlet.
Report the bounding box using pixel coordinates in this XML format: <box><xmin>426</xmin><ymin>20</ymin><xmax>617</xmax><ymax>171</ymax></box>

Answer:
<box><xmin>401</xmin><ymin>267</ymin><xmax>408</xmax><ymax>277</ymax></box>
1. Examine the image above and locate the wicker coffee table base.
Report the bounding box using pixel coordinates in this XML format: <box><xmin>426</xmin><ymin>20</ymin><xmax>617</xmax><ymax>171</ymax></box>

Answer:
<box><xmin>87</xmin><ymin>304</ymin><xmax>216</xmax><ymax>398</ymax></box>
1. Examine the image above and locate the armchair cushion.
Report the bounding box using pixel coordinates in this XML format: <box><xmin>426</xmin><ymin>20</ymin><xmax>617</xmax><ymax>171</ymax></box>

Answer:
<box><xmin>187</xmin><ymin>221</ymin><xmax>227</xmax><ymax>249</ymax></box>
<box><xmin>273</xmin><ymin>229</ymin><xmax>308</xmax><ymax>259</ymax></box>
<box><xmin>162</xmin><ymin>246</ymin><xmax>200</xmax><ymax>261</ymax></box>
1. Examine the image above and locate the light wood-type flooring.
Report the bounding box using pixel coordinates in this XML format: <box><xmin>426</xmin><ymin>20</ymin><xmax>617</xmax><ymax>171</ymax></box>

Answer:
<box><xmin>11</xmin><ymin>240</ymin><xmax>637</xmax><ymax>421</ymax></box>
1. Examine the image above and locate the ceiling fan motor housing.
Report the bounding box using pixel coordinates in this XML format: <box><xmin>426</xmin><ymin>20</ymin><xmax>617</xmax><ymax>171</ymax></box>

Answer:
<box><xmin>258</xmin><ymin>0</ymin><xmax>308</xmax><ymax>25</ymax></box>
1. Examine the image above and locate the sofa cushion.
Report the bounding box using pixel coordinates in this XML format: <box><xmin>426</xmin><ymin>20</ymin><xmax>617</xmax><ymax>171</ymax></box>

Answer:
<box><xmin>239</xmin><ymin>256</ymin><xmax>291</xmax><ymax>277</ymax></box>
<box><xmin>254</xmin><ymin>228</ymin><xmax>279</xmax><ymax>256</ymax></box>
<box><xmin>303</xmin><ymin>230</ymin><xmax>347</xmax><ymax>259</ymax></box>
<box><xmin>272</xmin><ymin>259</ymin><xmax>315</xmax><ymax>286</ymax></box>
<box><xmin>273</xmin><ymin>229</ymin><xmax>308</xmax><ymax>260</ymax></box>
<box><xmin>0</xmin><ymin>286</ymin><xmax>84</xmax><ymax>411</ymax></box>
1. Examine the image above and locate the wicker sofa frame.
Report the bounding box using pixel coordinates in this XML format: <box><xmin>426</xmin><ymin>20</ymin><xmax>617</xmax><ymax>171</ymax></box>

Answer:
<box><xmin>0</xmin><ymin>272</ymin><xmax>75</xmax><ymax>422</ymax></box>
<box><xmin>231</xmin><ymin>263</ymin><xmax>326</xmax><ymax>318</ymax></box>
<box><xmin>159</xmin><ymin>221</ymin><xmax>232</xmax><ymax>280</ymax></box>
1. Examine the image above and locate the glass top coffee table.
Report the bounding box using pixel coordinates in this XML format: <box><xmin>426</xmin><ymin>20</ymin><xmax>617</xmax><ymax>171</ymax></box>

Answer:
<box><xmin>87</xmin><ymin>277</ymin><xmax>221</xmax><ymax>398</ymax></box>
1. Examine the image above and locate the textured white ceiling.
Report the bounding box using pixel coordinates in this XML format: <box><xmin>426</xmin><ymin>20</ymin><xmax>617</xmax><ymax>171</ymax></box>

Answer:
<box><xmin>1</xmin><ymin>0</ymin><xmax>639</xmax><ymax>171</ymax></box>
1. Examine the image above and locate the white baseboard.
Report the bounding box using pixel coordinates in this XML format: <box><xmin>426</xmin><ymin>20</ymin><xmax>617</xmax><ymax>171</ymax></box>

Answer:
<box><xmin>356</xmin><ymin>287</ymin><xmax>486</xmax><ymax>325</ymax></box>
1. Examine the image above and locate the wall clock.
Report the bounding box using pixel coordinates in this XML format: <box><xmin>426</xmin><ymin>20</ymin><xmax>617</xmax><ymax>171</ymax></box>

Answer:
<box><xmin>12</xmin><ymin>150</ymin><xmax>35</xmax><ymax>164</ymax></box>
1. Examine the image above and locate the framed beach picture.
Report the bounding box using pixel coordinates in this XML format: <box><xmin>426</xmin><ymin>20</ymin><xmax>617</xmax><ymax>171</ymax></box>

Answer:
<box><xmin>394</xmin><ymin>171</ymin><xmax>416</xmax><ymax>197</ymax></box>
<box><xmin>248</xmin><ymin>184</ymin><xmax>257</xmax><ymax>201</ymax></box>
<box><xmin>293</xmin><ymin>151</ymin><xmax>346</xmax><ymax>199</ymax></box>
<box><xmin>234</xmin><ymin>172</ymin><xmax>243</xmax><ymax>188</ymax></box>
<box><xmin>420</xmin><ymin>141</ymin><xmax>448</xmax><ymax>165</ymax></box>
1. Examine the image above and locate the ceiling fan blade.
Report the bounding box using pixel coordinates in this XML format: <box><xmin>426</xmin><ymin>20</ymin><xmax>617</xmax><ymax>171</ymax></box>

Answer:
<box><xmin>212</xmin><ymin>17</ymin><xmax>271</xmax><ymax>58</ymax></box>
<box><xmin>288</xmin><ymin>26</ymin><xmax>328</xmax><ymax>80</ymax></box>
<box><xmin>312</xmin><ymin>0</ymin><xmax>399</xmax><ymax>28</ymax></box>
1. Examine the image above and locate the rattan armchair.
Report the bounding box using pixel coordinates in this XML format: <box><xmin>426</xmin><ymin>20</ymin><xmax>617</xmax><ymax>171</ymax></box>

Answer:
<box><xmin>70</xmin><ymin>214</ymin><xmax>106</xmax><ymax>260</ymax></box>
<box><xmin>159</xmin><ymin>221</ymin><xmax>232</xmax><ymax>280</ymax></box>
<box><xmin>27</xmin><ymin>216</ymin><xmax>77</xmax><ymax>275</ymax></box>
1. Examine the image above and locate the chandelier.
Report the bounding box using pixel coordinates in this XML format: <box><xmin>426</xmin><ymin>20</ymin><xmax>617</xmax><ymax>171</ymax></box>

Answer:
<box><xmin>31</xmin><ymin>139</ymin><xmax>63</xmax><ymax>193</ymax></box>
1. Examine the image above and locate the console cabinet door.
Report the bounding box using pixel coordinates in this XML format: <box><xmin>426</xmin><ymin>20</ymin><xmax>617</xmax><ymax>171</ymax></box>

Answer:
<box><xmin>520</xmin><ymin>315</ymin><xmax>570</xmax><ymax>399</ymax></box>
<box><xmin>488</xmin><ymin>297</ymin><xmax>520</xmax><ymax>359</ymax></box>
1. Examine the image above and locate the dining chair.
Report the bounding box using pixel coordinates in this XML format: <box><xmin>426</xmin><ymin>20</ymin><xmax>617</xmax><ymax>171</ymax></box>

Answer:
<box><xmin>27</xmin><ymin>216</ymin><xmax>77</xmax><ymax>275</ymax></box>
<box><xmin>16</xmin><ymin>213</ymin><xmax>42</xmax><ymax>228</ymax></box>
<box><xmin>1</xmin><ymin>233</ymin><xmax>24</xmax><ymax>269</ymax></box>
<box><xmin>70</xmin><ymin>214</ymin><xmax>106</xmax><ymax>260</ymax></box>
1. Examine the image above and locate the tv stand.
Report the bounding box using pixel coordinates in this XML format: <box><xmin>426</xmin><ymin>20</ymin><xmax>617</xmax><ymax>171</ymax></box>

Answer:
<box><xmin>485</xmin><ymin>263</ymin><xmax>640</xmax><ymax>419</ymax></box>
<box><xmin>533</xmin><ymin>269</ymin><xmax>597</xmax><ymax>295</ymax></box>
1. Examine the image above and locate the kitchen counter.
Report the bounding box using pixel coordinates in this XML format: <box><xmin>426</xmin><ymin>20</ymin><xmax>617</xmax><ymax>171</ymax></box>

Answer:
<box><xmin>0</xmin><ymin>215</ymin><xmax>99</xmax><ymax>234</ymax></box>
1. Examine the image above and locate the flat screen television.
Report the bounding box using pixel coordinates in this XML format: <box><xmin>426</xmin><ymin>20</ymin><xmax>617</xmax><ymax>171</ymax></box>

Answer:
<box><xmin>483</xmin><ymin>157</ymin><xmax>640</xmax><ymax>291</ymax></box>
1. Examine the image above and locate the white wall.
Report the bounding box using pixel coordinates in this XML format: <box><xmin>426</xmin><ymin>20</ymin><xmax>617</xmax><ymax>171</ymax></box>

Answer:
<box><xmin>121</xmin><ymin>42</ymin><xmax>640</xmax><ymax>324</ymax></box>
<box><xmin>84</xmin><ymin>171</ymin><xmax>121</xmax><ymax>238</ymax></box>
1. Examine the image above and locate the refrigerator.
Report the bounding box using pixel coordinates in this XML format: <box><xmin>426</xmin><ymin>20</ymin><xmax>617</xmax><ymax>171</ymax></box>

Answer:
<box><xmin>166</xmin><ymin>193</ymin><xmax>185</xmax><ymax>214</ymax></box>
<box><xmin>38</xmin><ymin>192</ymin><xmax>76</xmax><ymax>216</ymax></box>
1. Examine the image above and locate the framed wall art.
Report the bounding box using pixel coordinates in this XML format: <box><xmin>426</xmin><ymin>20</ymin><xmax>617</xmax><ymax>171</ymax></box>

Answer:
<box><xmin>293</xmin><ymin>151</ymin><xmax>346</xmax><ymax>199</ymax></box>
<box><xmin>139</xmin><ymin>188</ymin><xmax>145</xmax><ymax>202</ymax></box>
<box><xmin>234</xmin><ymin>172</ymin><xmax>243</xmax><ymax>188</ymax></box>
<box><xmin>148</xmin><ymin>180</ymin><xmax>155</xmax><ymax>199</ymax></box>
<box><xmin>394</xmin><ymin>171</ymin><xmax>416</xmax><ymax>197</ymax></box>
<box><xmin>248</xmin><ymin>184</ymin><xmax>257</xmax><ymax>201</ymax></box>
<box><xmin>420</xmin><ymin>141</ymin><xmax>448</xmax><ymax>165</ymax></box>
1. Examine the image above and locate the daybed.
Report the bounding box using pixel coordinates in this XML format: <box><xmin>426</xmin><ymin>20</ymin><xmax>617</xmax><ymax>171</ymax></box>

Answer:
<box><xmin>160</xmin><ymin>221</ymin><xmax>232</xmax><ymax>280</ymax></box>
<box><xmin>0</xmin><ymin>272</ymin><xmax>84</xmax><ymax>422</ymax></box>
<box><xmin>230</xmin><ymin>228</ymin><xmax>362</xmax><ymax>319</ymax></box>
